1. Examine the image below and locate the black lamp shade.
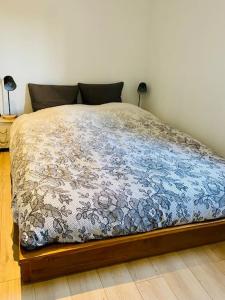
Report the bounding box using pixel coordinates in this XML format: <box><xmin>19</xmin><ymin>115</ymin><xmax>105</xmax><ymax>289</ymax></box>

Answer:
<box><xmin>137</xmin><ymin>82</ymin><xmax>147</xmax><ymax>94</ymax></box>
<box><xmin>4</xmin><ymin>76</ymin><xmax>17</xmax><ymax>92</ymax></box>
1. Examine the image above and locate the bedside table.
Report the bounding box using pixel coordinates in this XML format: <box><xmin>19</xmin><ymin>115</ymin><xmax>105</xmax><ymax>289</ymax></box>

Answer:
<box><xmin>0</xmin><ymin>117</ymin><xmax>16</xmax><ymax>151</ymax></box>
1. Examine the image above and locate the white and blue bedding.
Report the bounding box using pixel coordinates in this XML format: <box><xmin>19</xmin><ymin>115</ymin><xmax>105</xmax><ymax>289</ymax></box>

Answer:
<box><xmin>10</xmin><ymin>103</ymin><xmax>225</xmax><ymax>249</ymax></box>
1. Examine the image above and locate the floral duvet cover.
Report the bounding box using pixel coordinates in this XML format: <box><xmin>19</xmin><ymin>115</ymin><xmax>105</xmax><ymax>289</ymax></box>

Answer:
<box><xmin>10</xmin><ymin>103</ymin><xmax>225</xmax><ymax>249</ymax></box>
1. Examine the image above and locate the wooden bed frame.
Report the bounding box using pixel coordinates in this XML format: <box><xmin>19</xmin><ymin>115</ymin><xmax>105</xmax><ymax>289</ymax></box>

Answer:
<box><xmin>19</xmin><ymin>218</ymin><xmax>225</xmax><ymax>283</ymax></box>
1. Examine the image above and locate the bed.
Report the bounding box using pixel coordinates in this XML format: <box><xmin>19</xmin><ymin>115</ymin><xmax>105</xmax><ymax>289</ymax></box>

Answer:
<box><xmin>10</xmin><ymin>103</ymin><xmax>225</xmax><ymax>282</ymax></box>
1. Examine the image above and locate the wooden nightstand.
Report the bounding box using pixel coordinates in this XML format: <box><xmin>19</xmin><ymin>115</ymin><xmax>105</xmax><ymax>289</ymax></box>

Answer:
<box><xmin>0</xmin><ymin>117</ymin><xmax>16</xmax><ymax>151</ymax></box>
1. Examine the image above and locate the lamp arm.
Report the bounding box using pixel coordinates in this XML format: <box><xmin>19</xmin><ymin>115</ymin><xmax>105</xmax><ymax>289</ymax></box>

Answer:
<box><xmin>0</xmin><ymin>79</ymin><xmax>4</xmax><ymax>115</ymax></box>
<box><xmin>7</xmin><ymin>91</ymin><xmax>11</xmax><ymax>115</ymax></box>
<box><xmin>138</xmin><ymin>94</ymin><xmax>141</xmax><ymax>107</ymax></box>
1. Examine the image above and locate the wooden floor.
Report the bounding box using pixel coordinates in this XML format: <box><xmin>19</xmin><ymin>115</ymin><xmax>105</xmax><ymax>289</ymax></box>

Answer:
<box><xmin>1</xmin><ymin>152</ymin><xmax>225</xmax><ymax>300</ymax></box>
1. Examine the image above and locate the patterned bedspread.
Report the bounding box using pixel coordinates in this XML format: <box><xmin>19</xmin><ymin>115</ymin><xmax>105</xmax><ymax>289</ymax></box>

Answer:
<box><xmin>10</xmin><ymin>103</ymin><xmax>225</xmax><ymax>250</ymax></box>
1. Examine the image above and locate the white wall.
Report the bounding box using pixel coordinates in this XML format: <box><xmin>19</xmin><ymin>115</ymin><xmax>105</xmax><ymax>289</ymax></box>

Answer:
<box><xmin>0</xmin><ymin>0</ymin><xmax>149</xmax><ymax>115</ymax></box>
<box><xmin>144</xmin><ymin>0</ymin><xmax>225</xmax><ymax>157</ymax></box>
<box><xmin>1</xmin><ymin>0</ymin><xmax>225</xmax><ymax>157</ymax></box>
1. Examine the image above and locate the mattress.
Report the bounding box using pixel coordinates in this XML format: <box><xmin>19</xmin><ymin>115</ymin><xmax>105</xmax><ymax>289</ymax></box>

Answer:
<box><xmin>10</xmin><ymin>103</ymin><xmax>225</xmax><ymax>250</ymax></box>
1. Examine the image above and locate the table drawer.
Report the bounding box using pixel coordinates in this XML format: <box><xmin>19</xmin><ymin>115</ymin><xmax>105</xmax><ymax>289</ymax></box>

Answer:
<box><xmin>0</xmin><ymin>126</ymin><xmax>10</xmax><ymax>148</ymax></box>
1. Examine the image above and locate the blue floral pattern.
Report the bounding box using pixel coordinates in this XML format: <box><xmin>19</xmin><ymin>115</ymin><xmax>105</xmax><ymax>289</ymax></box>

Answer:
<box><xmin>10</xmin><ymin>103</ymin><xmax>225</xmax><ymax>249</ymax></box>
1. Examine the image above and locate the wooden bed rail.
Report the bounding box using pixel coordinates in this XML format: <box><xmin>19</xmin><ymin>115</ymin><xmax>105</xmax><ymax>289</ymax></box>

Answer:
<box><xmin>18</xmin><ymin>218</ymin><xmax>225</xmax><ymax>283</ymax></box>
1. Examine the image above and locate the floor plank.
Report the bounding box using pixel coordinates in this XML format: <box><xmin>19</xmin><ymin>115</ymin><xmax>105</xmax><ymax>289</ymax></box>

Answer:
<box><xmin>180</xmin><ymin>249</ymin><xmax>225</xmax><ymax>299</ymax></box>
<box><xmin>126</xmin><ymin>258</ymin><xmax>159</xmax><ymax>282</ymax></box>
<box><xmin>151</xmin><ymin>252</ymin><xmax>211</xmax><ymax>300</ymax></box>
<box><xmin>208</xmin><ymin>241</ymin><xmax>225</xmax><ymax>261</ymax></box>
<box><xmin>136</xmin><ymin>276</ymin><xmax>177</xmax><ymax>300</ymax></box>
<box><xmin>33</xmin><ymin>277</ymin><xmax>72</xmax><ymax>300</ymax></box>
<box><xmin>21</xmin><ymin>283</ymin><xmax>35</xmax><ymax>300</ymax></box>
<box><xmin>0</xmin><ymin>279</ymin><xmax>21</xmax><ymax>300</ymax></box>
<box><xmin>67</xmin><ymin>270</ymin><xmax>107</xmax><ymax>300</ymax></box>
<box><xmin>215</xmin><ymin>260</ymin><xmax>225</xmax><ymax>276</ymax></box>
<box><xmin>0</xmin><ymin>152</ymin><xmax>20</xmax><ymax>284</ymax></box>
<box><xmin>97</xmin><ymin>264</ymin><xmax>143</xmax><ymax>300</ymax></box>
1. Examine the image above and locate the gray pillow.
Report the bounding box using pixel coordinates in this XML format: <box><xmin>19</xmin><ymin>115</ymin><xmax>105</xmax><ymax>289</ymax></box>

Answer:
<box><xmin>78</xmin><ymin>82</ymin><xmax>124</xmax><ymax>105</ymax></box>
<box><xmin>28</xmin><ymin>83</ymin><xmax>79</xmax><ymax>111</ymax></box>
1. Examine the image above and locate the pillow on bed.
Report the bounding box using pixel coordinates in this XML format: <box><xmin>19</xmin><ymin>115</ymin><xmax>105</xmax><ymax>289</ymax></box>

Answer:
<box><xmin>78</xmin><ymin>82</ymin><xmax>124</xmax><ymax>105</ymax></box>
<box><xmin>28</xmin><ymin>83</ymin><xmax>79</xmax><ymax>111</ymax></box>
